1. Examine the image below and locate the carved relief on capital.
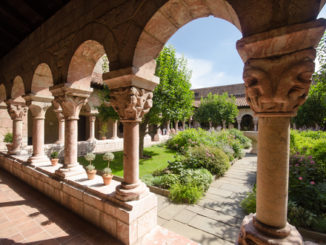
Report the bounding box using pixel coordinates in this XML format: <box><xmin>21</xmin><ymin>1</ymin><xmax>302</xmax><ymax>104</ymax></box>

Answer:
<box><xmin>54</xmin><ymin>95</ymin><xmax>88</xmax><ymax>120</ymax></box>
<box><xmin>243</xmin><ymin>49</ymin><xmax>315</xmax><ymax>117</ymax></box>
<box><xmin>109</xmin><ymin>86</ymin><xmax>153</xmax><ymax>122</ymax></box>
<box><xmin>7</xmin><ymin>102</ymin><xmax>27</xmax><ymax>120</ymax></box>
<box><xmin>28</xmin><ymin>102</ymin><xmax>51</xmax><ymax>119</ymax></box>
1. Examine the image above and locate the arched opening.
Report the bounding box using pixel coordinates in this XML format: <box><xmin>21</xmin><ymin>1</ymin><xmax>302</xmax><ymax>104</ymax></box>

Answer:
<box><xmin>0</xmin><ymin>84</ymin><xmax>11</xmax><ymax>148</ymax></box>
<box><xmin>44</xmin><ymin>106</ymin><xmax>58</xmax><ymax>144</ymax></box>
<box><xmin>67</xmin><ymin>40</ymin><xmax>107</xmax><ymax>89</ymax></box>
<box><xmin>241</xmin><ymin>114</ymin><xmax>254</xmax><ymax>131</ymax></box>
<box><xmin>31</xmin><ymin>63</ymin><xmax>54</xmax><ymax>96</ymax></box>
<box><xmin>11</xmin><ymin>76</ymin><xmax>25</xmax><ymax>100</ymax></box>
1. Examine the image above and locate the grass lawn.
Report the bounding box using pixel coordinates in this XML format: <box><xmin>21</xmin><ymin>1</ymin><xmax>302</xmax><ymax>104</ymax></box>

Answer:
<box><xmin>78</xmin><ymin>145</ymin><xmax>177</xmax><ymax>178</ymax></box>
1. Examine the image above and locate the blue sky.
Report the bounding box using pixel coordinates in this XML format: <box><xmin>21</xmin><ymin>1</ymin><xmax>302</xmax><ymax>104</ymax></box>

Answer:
<box><xmin>167</xmin><ymin>10</ymin><xmax>326</xmax><ymax>89</ymax></box>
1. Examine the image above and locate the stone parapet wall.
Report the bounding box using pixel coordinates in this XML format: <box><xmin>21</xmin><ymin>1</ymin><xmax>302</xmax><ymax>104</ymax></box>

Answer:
<box><xmin>0</xmin><ymin>153</ymin><xmax>157</xmax><ymax>245</ymax></box>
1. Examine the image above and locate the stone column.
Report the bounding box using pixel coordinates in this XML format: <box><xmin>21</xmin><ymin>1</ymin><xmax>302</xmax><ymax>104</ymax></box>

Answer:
<box><xmin>253</xmin><ymin>117</ymin><xmax>258</xmax><ymax>131</ymax></box>
<box><xmin>6</xmin><ymin>100</ymin><xmax>27</xmax><ymax>155</ymax></box>
<box><xmin>104</xmin><ymin>70</ymin><xmax>157</xmax><ymax>201</ymax></box>
<box><xmin>50</xmin><ymin>85</ymin><xmax>92</xmax><ymax>178</ymax></box>
<box><xmin>24</xmin><ymin>95</ymin><xmax>53</xmax><ymax>165</ymax></box>
<box><xmin>110</xmin><ymin>119</ymin><xmax>118</xmax><ymax>139</ymax></box>
<box><xmin>87</xmin><ymin>114</ymin><xmax>96</xmax><ymax>142</ymax></box>
<box><xmin>237</xmin><ymin>118</ymin><xmax>241</xmax><ymax>130</ymax></box>
<box><xmin>236</xmin><ymin>20</ymin><xmax>325</xmax><ymax>244</ymax></box>
<box><xmin>53</xmin><ymin>101</ymin><xmax>65</xmax><ymax>144</ymax></box>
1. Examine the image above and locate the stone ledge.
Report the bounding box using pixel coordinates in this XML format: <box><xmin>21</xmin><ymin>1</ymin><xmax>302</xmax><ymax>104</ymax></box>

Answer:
<box><xmin>0</xmin><ymin>152</ymin><xmax>157</xmax><ymax>245</ymax></box>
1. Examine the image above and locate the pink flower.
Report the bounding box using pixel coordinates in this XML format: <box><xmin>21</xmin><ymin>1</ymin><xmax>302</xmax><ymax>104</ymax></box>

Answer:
<box><xmin>298</xmin><ymin>177</ymin><xmax>303</xmax><ymax>181</ymax></box>
<box><xmin>310</xmin><ymin>181</ymin><xmax>315</xmax><ymax>185</ymax></box>
<box><xmin>295</xmin><ymin>164</ymin><xmax>299</xmax><ymax>167</ymax></box>
<box><xmin>310</xmin><ymin>161</ymin><xmax>315</xmax><ymax>165</ymax></box>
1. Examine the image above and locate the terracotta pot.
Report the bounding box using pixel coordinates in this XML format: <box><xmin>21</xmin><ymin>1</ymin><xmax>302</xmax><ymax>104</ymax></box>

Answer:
<box><xmin>6</xmin><ymin>143</ymin><xmax>12</xmax><ymax>152</ymax></box>
<box><xmin>101</xmin><ymin>136</ymin><xmax>107</xmax><ymax>140</ymax></box>
<box><xmin>51</xmin><ymin>158</ymin><xmax>59</xmax><ymax>166</ymax></box>
<box><xmin>102</xmin><ymin>174</ymin><xmax>113</xmax><ymax>185</ymax></box>
<box><xmin>87</xmin><ymin>170</ymin><xmax>97</xmax><ymax>180</ymax></box>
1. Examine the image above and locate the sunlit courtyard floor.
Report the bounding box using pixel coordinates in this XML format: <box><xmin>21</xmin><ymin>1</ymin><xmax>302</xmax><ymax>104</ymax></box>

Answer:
<box><xmin>0</xmin><ymin>169</ymin><xmax>122</xmax><ymax>245</ymax></box>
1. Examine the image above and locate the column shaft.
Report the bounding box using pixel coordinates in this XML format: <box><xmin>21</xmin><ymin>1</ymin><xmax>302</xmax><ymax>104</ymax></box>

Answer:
<box><xmin>32</xmin><ymin>118</ymin><xmax>44</xmax><ymax>157</ymax></box>
<box><xmin>11</xmin><ymin>119</ymin><xmax>23</xmax><ymax>154</ymax></box>
<box><xmin>111</xmin><ymin>120</ymin><xmax>118</xmax><ymax>139</ymax></box>
<box><xmin>57</xmin><ymin>118</ymin><xmax>65</xmax><ymax>144</ymax></box>
<box><xmin>64</xmin><ymin>119</ymin><xmax>78</xmax><ymax>168</ymax></box>
<box><xmin>123</xmin><ymin>122</ymin><xmax>139</xmax><ymax>185</ymax></box>
<box><xmin>256</xmin><ymin>117</ymin><xmax>290</xmax><ymax>228</ymax></box>
<box><xmin>88</xmin><ymin>115</ymin><xmax>96</xmax><ymax>141</ymax></box>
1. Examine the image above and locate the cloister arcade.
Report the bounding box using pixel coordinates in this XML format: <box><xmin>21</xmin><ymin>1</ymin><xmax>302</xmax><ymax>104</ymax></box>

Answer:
<box><xmin>0</xmin><ymin>0</ymin><xmax>325</xmax><ymax>244</ymax></box>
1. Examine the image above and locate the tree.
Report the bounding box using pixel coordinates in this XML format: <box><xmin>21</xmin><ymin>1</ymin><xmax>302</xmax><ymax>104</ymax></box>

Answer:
<box><xmin>293</xmin><ymin>31</ymin><xmax>326</xmax><ymax>130</ymax></box>
<box><xmin>194</xmin><ymin>92</ymin><xmax>238</xmax><ymax>129</ymax></box>
<box><xmin>139</xmin><ymin>45</ymin><xmax>194</xmax><ymax>158</ymax></box>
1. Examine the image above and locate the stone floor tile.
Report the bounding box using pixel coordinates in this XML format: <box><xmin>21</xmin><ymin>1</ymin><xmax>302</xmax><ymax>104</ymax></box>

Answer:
<box><xmin>158</xmin><ymin>203</ymin><xmax>186</xmax><ymax>220</ymax></box>
<box><xmin>173</xmin><ymin>208</ymin><xmax>197</xmax><ymax>224</ymax></box>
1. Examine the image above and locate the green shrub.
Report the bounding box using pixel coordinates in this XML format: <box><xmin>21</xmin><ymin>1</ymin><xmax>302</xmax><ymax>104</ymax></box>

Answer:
<box><xmin>228</xmin><ymin>129</ymin><xmax>252</xmax><ymax>149</ymax></box>
<box><xmin>179</xmin><ymin>168</ymin><xmax>213</xmax><ymax>191</ymax></box>
<box><xmin>3</xmin><ymin>132</ymin><xmax>13</xmax><ymax>143</ymax></box>
<box><xmin>167</xmin><ymin>159</ymin><xmax>186</xmax><ymax>174</ymax></box>
<box><xmin>50</xmin><ymin>151</ymin><xmax>59</xmax><ymax>159</ymax></box>
<box><xmin>152</xmin><ymin>174</ymin><xmax>179</xmax><ymax>189</ymax></box>
<box><xmin>169</xmin><ymin>183</ymin><xmax>203</xmax><ymax>204</ymax></box>
<box><xmin>166</xmin><ymin>128</ymin><xmax>250</xmax><ymax>160</ymax></box>
<box><xmin>184</xmin><ymin>145</ymin><xmax>230</xmax><ymax>176</ymax></box>
<box><xmin>240</xmin><ymin>186</ymin><xmax>256</xmax><ymax>214</ymax></box>
<box><xmin>141</xmin><ymin>174</ymin><xmax>155</xmax><ymax>186</ymax></box>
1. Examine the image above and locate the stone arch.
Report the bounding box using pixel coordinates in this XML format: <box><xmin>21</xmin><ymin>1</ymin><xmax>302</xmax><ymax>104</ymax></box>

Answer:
<box><xmin>240</xmin><ymin>114</ymin><xmax>254</xmax><ymax>131</ymax></box>
<box><xmin>67</xmin><ymin>40</ymin><xmax>106</xmax><ymax>90</ymax></box>
<box><xmin>11</xmin><ymin>76</ymin><xmax>25</xmax><ymax>100</ymax></box>
<box><xmin>132</xmin><ymin>0</ymin><xmax>242</xmax><ymax>78</ymax></box>
<box><xmin>31</xmin><ymin>63</ymin><xmax>54</xmax><ymax>96</ymax></box>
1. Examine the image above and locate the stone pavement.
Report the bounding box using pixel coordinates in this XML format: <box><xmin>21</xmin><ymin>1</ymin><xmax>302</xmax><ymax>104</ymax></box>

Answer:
<box><xmin>157</xmin><ymin>153</ymin><xmax>257</xmax><ymax>245</ymax></box>
<box><xmin>0</xmin><ymin>169</ymin><xmax>122</xmax><ymax>245</ymax></box>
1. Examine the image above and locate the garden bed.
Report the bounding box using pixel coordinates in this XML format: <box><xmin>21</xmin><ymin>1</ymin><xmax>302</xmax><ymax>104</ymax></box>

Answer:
<box><xmin>241</xmin><ymin>130</ymin><xmax>326</xmax><ymax>234</ymax></box>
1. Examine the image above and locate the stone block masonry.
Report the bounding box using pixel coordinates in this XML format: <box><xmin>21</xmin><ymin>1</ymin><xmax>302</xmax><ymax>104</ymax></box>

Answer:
<box><xmin>0</xmin><ymin>153</ymin><xmax>158</xmax><ymax>245</ymax></box>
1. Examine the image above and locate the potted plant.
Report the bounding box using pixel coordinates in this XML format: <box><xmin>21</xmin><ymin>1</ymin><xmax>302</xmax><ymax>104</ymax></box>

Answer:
<box><xmin>85</xmin><ymin>152</ymin><xmax>96</xmax><ymax>179</ymax></box>
<box><xmin>99</xmin><ymin>123</ymin><xmax>108</xmax><ymax>140</ymax></box>
<box><xmin>3</xmin><ymin>132</ymin><xmax>13</xmax><ymax>151</ymax></box>
<box><xmin>50</xmin><ymin>151</ymin><xmax>59</xmax><ymax>166</ymax></box>
<box><xmin>102</xmin><ymin>152</ymin><xmax>114</xmax><ymax>185</ymax></box>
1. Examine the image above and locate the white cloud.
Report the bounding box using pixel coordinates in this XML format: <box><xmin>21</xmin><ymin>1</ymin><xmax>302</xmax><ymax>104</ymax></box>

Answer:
<box><xmin>177</xmin><ymin>53</ymin><xmax>242</xmax><ymax>88</ymax></box>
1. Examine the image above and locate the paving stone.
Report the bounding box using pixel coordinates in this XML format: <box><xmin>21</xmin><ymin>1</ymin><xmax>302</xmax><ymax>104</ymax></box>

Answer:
<box><xmin>158</xmin><ymin>203</ymin><xmax>186</xmax><ymax>220</ymax></box>
<box><xmin>174</xmin><ymin>208</ymin><xmax>197</xmax><ymax>224</ymax></box>
<box><xmin>162</xmin><ymin>220</ymin><xmax>229</xmax><ymax>245</ymax></box>
<box><xmin>157</xmin><ymin>217</ymin><xmax>168</xmax><ymax>226</ymax></box>
<box><xmin>188</xmin><ymin>215</ymin><xmax>240</xmax><ymax>243</ymax></box>
<box><xmin>186</xmin><ymin>205</ymin><xmax>240</xmax><ymax>226</ymax></box>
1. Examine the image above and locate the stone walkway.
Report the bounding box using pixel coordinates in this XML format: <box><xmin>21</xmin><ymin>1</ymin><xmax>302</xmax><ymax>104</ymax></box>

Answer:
<box><xmin>0</xmin><ymin>169</ymin><xmax>122</xmax><ymax>245</ymax></box>
<box><xmin>157</xmin><ymin>153</ymin><xmax>257</xmax><ymax>245</ymax></box>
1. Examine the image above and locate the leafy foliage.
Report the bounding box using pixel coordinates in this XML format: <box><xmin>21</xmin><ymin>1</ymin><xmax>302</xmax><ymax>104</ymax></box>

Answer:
<box><xmin>184</xmin><ymin>145</ymin><xmax>230</xmax><ymax>176</ymax></box>
<box><xmin>293</xmin><ymin>31</ymin><xmax>326</xmax><ymax>129</ymax></box>
<box><xmin>194</xmin><ymin>92</ymin><xmax>238</xmax><ymax>127</ymax></box>
<box><xmin>3</xmin><ymin>132</ymin><xmax>13</xmax><ymax>143</ymax></box>
<box><xmin>169</xmin><ymin>183</ymin><xmax>203</xmax><ymax>204</ymax></box>
<box><xmin>50</xmin><ymin>151</ymin><xmax>59</xmax><ymax>159</ymax></box>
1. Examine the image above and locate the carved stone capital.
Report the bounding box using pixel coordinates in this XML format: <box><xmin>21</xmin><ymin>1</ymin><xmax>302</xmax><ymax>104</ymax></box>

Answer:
<box><xmin>50</xmin><ymin>86</ymin><xmax>91</xmax><ymax>120</ymax></box>
<box><xmin>243</xmin><ymin>49</ymin><xmax>315</xmax><ymax>117</ymax></box>
<box><xmin>109</xmin><ymin>86</ymin><xmax>153</xmax><ymax>122</ymax></box>
<box><xmin>6</xmin><ymin>100</ymin><xmax>27</xmax><ymax>120</ymax></box>
<box><xmin>24</xmin><ymin>95</ymin><xmax>53</xmax><ymax>119</ymax></box>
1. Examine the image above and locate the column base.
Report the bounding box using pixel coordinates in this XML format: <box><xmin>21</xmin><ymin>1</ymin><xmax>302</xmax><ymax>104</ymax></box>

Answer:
<box><xmin>9</xmin><ymin>149</ymin><xmax>28</xmax><ymax>156</ymax></box>
<box><xmin>115</xmin><ymin>181</ymin><xmax>149</xmax><ymax>202</ymax></box>
<box><xmin>238</xmin><ymin>214</ymin><xmax>303</xmax><ymax>245</ymax></box>
<box><xmin>27</xmin><ymin>155</ymin><xmax>51</xmax><ymax>167</ymax></box>
<box><xmin>55</xmin><ymin>164</ymin><xmax>86</xmax><ymax>179</ymax></box>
